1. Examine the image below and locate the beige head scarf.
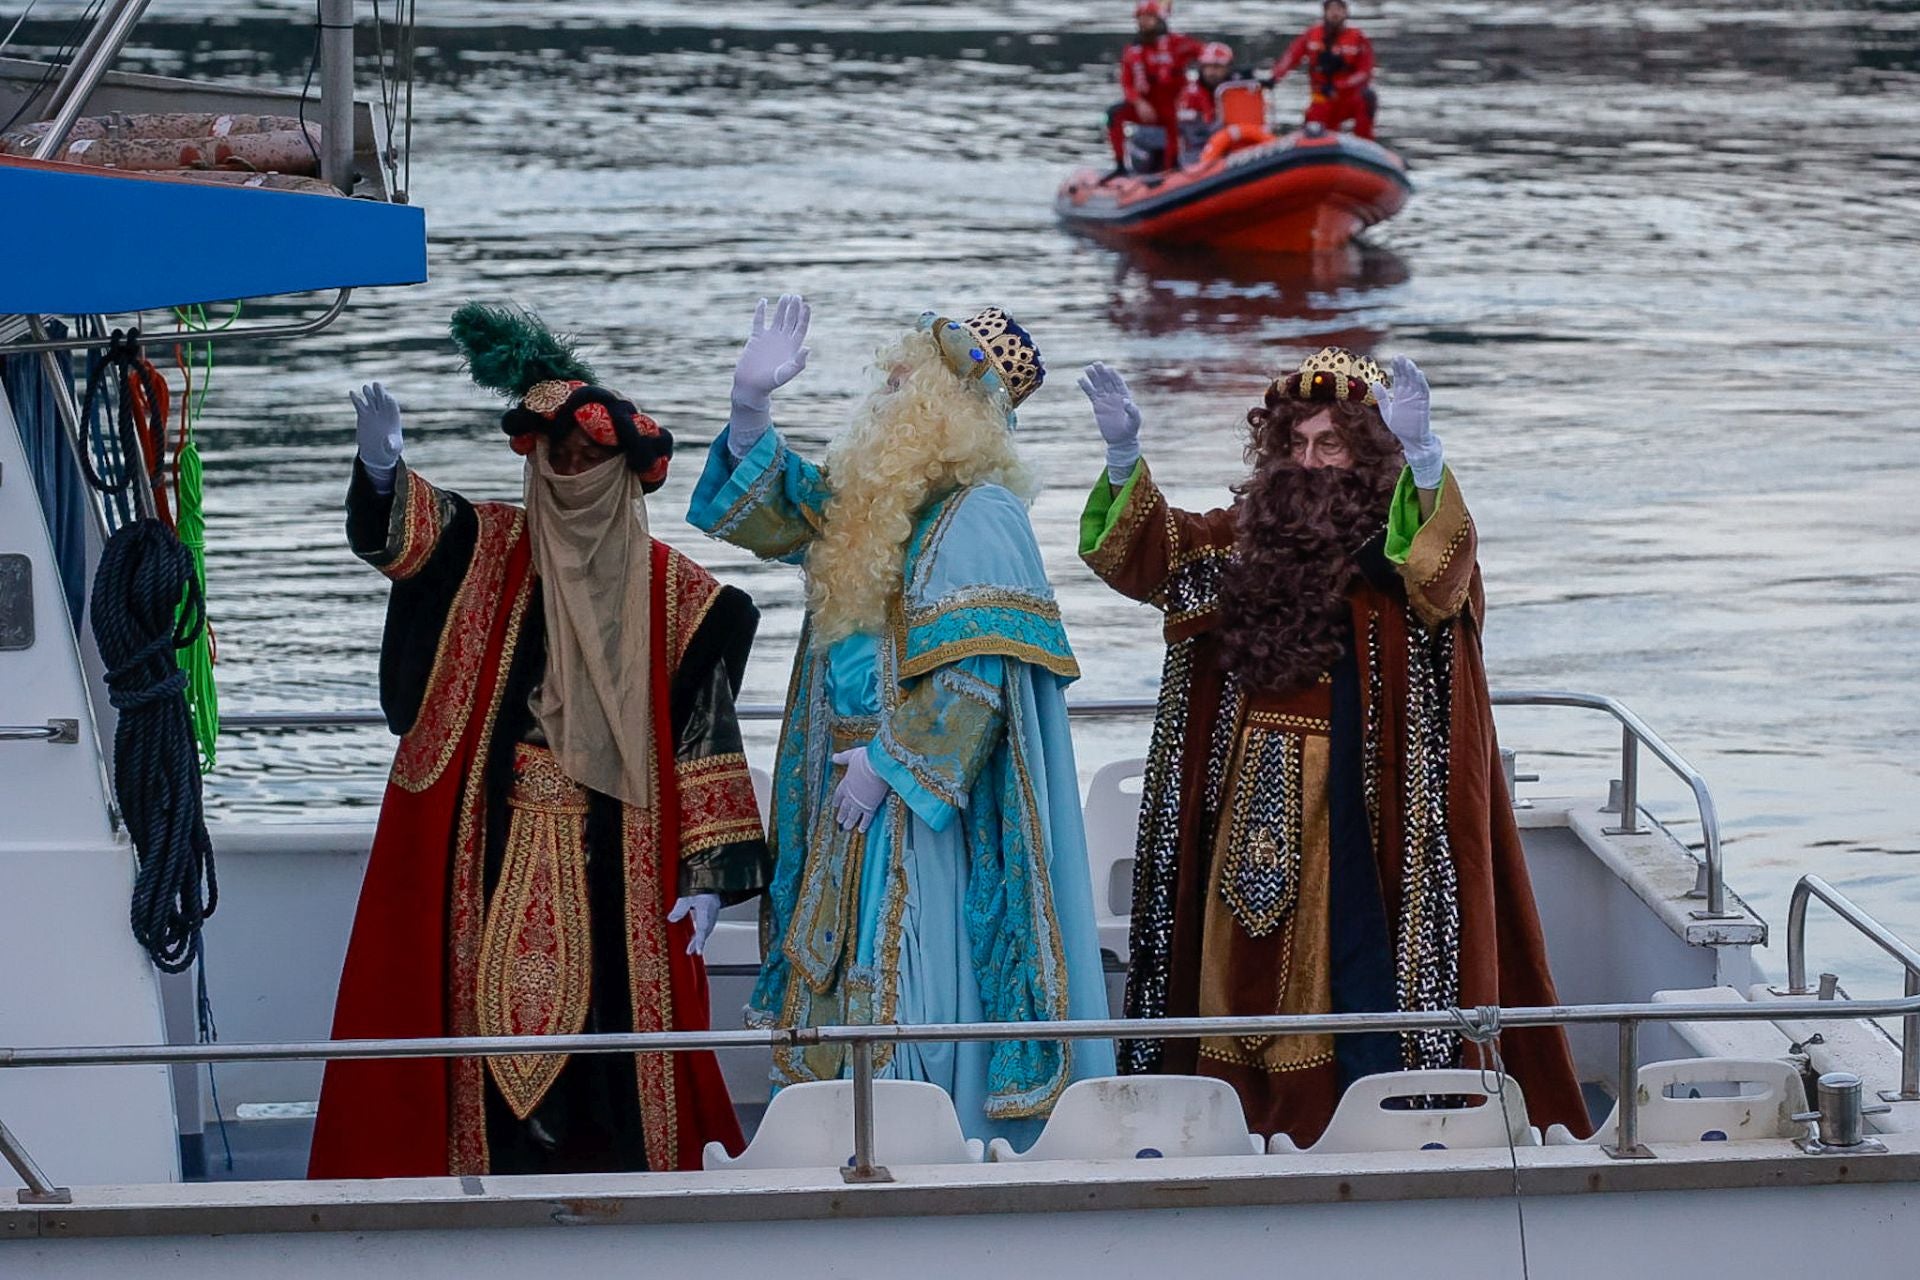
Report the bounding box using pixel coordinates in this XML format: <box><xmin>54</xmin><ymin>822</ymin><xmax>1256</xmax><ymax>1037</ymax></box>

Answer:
<box><xmin>523</xmin><ymin>442</ymin><xmax>654</xmax><ymax>807</ymax></box>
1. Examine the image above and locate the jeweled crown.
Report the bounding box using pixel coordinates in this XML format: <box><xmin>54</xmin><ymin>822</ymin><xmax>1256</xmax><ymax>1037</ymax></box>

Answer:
<box><xmin>920</xmin><ymin>307</ymin><xmax>1046</xmax><ymax>409</ymax></box>
<box><xmin>1279</xmin><ymin>346</ymin><xmax>1389</xmax><ymax>406</ymax></box>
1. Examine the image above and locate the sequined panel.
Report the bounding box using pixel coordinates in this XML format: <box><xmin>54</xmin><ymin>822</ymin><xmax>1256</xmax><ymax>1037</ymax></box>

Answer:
<box><xmin>1156</xmin><ymin>547</ymin><xmax>1229</xmax><ymax>630</ymax></box>
<box><xmin>1118</xmin><ymin>637</ymin><xmax>1196</xmax><ymax>1074</ymax></box>
<box><xmin>1395</xmin><ymin>622</ymin><xmax>1462</xmax><ymax>1070</ymax></box>
<box><xmin>1363</xmin><ymin>613</ymin><xmax>1382</xmax><ymax>837</ymax></box>
<box><xmin>1217</xmin><ymin>728</ymin><xmax>1305</xmax><ymax>938</ymax></box>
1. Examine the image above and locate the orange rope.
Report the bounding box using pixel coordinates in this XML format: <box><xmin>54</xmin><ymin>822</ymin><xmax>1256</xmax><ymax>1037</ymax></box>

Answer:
<box><xmin>123</xmin><ymin>357</ymin><xmax>174</xmax><ymax>530</ymax></box>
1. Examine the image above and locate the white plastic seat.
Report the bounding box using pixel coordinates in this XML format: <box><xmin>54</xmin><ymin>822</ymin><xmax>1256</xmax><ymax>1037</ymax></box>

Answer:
<box><xmin>702</xmin><ymin>1080</ymin><xmax>984</xmax><ymax>1171</ymax></box>
<box><xmin>1082</xmin><ymin>760</ymin><xmax>1144</xmax><ymax>919</ymax></box>
<box><xmin>749</xmin><ymin>766</ymin><xmax>773</xmax><ymax>833</ymax></box>
<box><xmin>1547</xmin><ymin>1058</ymin><xmax>1809</xmax><ymax>1146</ymax></box>
<box><xmin>1272</xmin><ymin>1069</ymin><xmax>1539</xmax><ymax>1154</ymax></box>
<box><xmin>988</xmin><ymin>1075</ymin><xmax>1263</xmax><ymax>1162</ymax></box>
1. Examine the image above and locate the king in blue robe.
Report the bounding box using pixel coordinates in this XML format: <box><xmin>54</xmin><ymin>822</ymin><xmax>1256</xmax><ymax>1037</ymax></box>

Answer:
<box><xmin>688</xmin><ymin>297</ymin><xmax>1114</xmax><ymax>1144</ymax></box>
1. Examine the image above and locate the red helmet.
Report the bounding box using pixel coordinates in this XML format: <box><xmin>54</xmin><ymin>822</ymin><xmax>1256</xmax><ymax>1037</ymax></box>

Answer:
<box><xmin>1198</xmin><ymin>41</ymin><xmax>1234</xmax><ymax>65</ymax></box>
<box><xmin>1135</xmin><ymin>1</ymin><xmax>1169</xmax><ymax>19</ymax></box>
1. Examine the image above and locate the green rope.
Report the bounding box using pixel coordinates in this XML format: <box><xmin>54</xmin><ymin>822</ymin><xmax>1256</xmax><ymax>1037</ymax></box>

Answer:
<box><xmin>168</xmin><ymin>302</ymin><xmax>234</xmax><ymax>772</ymax></box>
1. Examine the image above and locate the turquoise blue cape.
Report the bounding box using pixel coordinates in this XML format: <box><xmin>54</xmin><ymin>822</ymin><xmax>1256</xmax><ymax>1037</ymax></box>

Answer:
<box><xmin>689</xmin><ymin>428</ymin><xmax>1114</xmax><ymax>1137</ymax></box>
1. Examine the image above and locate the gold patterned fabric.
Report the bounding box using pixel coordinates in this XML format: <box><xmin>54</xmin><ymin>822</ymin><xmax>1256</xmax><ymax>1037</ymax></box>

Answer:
<box><xmin>476</xmin><ymin>744</ymin><xmax>595</xmax><ymax>1120</ymax></box>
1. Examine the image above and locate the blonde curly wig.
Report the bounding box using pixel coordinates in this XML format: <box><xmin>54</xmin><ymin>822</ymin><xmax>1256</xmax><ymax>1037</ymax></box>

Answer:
<box><xmin>805</xmin><ymin>328</ymin><xmax>1034</xmax><ymax>647</ymax></box>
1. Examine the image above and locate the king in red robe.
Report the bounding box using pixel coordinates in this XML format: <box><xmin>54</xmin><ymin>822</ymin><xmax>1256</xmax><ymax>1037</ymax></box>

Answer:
<box><xmin>309</xmin><ymin>306</ymin><xmax>769</xmax><ymax>1178</ymax></box>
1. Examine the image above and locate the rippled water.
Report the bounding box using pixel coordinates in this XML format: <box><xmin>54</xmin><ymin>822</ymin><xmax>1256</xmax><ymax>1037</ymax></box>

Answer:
<box><xmin>16</xmin><ymin>1</ymin><xmax>1919</xmax><ymax>987</ymax></box>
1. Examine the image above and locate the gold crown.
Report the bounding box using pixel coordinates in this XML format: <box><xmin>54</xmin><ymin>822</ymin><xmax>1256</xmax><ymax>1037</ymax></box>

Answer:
<box><xmin>1281</xmin><ymin>347</ymin><xmax>1388</xmax><ymax>405</ymax></box>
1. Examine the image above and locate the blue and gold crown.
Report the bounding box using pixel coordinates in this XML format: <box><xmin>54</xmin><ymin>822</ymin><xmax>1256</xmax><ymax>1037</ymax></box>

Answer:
<box><xmin>918</xmin><ymin>307</ymin><xmax>1046</xmax><ymax>410</ymax></box>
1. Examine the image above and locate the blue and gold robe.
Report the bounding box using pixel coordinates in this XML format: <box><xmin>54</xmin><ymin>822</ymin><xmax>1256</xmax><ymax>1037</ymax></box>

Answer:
<box><xmin>689</xmin><ymin>428</ymin><xmax>1115</xmax><ymax>1143</ymax></box>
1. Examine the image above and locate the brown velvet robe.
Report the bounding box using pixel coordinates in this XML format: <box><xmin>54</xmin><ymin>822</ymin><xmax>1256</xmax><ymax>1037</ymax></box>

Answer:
<box><xmin>1081</xmin><ymin>460</ymin><xmax>1591</xmax><ymax>1144</ymax></box>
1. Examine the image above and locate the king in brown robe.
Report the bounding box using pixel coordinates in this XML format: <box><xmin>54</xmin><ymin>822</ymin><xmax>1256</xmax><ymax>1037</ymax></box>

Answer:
<box><xmin>1075</xmin><ymin>349</ymin><xmax>1590</xmax><ymax>1145</ymax></box>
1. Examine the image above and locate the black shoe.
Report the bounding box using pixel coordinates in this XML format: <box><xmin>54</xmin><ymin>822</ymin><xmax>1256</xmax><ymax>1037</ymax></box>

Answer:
<box><xmin>1099</xmin><ymin>165</ymin><xmax>1129</xmax><ymax>184</ymax></box>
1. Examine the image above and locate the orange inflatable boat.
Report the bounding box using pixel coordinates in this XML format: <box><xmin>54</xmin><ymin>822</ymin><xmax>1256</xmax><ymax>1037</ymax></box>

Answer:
<box><xmin>1057</xmin><ymin>83</ymin><xmax>1411</xmax><ymax>254</ymax></box>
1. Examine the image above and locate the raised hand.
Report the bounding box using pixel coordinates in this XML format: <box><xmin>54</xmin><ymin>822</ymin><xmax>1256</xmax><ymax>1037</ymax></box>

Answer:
<box><xmin>1370</xmin><ymin>355</ymin><xmax>1444</xmax><ymax>488</ymax></box>
<box><xmin>349</xmin><ymin>381</ymin><xmax>404</xmax><ymax>492</ymax></box>
<box><xmin>667</xmin><ymin>893</ymin><xmax>722</xmax><ymax>957</ymax></box>
<box><xmin>1078</xmin><ymin>362</ymin><xmax>1143</xmax><ymax>482</ymax></box>
<box><xmin>728</xmin><ymin>294</ymin><xmax>812</xmax><ymax>455</ymax></box>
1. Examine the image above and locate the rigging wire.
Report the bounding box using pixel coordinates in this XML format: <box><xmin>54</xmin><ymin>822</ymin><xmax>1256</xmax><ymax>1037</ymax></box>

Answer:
<box><xmin>295</xmin><ymin>0</ymin><xmax>323</xmax><ymax>174</ymax></box>
<box><xmin>0</xmin><ymin>0</ymin><xmax>44</xmax><ymax>60</ymax></box>
<box><xmin>399</xmin><ymin>0</ymin><xmax>414</xmax><ymax>199</ymax></box>
<box><xmin>0</xmin><ymin>0</ymin><xmax>110</xmax><ymax>136</ymax></box>
<box><xmin>367</xmin><ymin>0</ymin><xmax>416</xmax><ymax>200</ymax></box>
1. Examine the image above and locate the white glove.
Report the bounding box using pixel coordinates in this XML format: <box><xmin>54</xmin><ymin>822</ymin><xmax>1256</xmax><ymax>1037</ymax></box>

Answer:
<box><xmin>1078</xmin><ymin>362</ymin><xmax>1143</xmax><ymax>484</ymax></box>
<box><xmin>666</xmin><ymin>893</ymin><xmax>722</xmax><ymax>957</ymax></box>
<box><xmin>728</xmin><ymin>294</ymin><xmax>812</xmax><ymax>458</ymax></box>
<box><xmin>1370</xmin><ymin>355</ymin><xmax>1444</xmax><ymax>489</ymax></box>
<box><xmin>829</xmin><ymin>744</ymin><xmax>891</xmax><ymax>833</ymax></box>
<box><xmin>349</xmin><ymin>381</ymin><xmax>405</xmax><ymax>495</ymax></box>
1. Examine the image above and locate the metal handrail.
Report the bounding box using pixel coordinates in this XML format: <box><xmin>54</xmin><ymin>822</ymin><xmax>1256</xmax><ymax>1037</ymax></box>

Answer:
<box><xmin>5</xmin><ymin>995</ymin><xmax>1918</xmax><ymax>1195</ymax></box>
<box><xmin>1786</xmin><ymin>874</ymin><xmax>1920</xmax><ymax>1102</ymax></box>
<box><xmin>1490</xmin><ymin>690</ymin><xmax>1726</xmax><ymax>918</ymax></box>
<box><xmin>218</xmin><ymin>690</ymin><xmax>1725</xmax><ymax>913</ymax></box>
<box><xmin>2</xmin><ymin>289</ymin><xmax>355</xmax><ymax>356</ymax></box>
<box><xmin>0</xmin><ymin>719</ymin><xmax>75</xmax><ymax>743</ymax></box>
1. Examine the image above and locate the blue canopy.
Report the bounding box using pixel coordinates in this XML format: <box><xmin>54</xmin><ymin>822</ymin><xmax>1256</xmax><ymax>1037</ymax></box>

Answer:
<box><xmin>0</xmin><ymin>158</ymin><xmax>426</xmax><ymax>314</ymax></box>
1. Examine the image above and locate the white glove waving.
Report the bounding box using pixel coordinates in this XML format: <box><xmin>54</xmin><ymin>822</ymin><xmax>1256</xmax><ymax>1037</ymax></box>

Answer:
<box><xmin>728</xmin><ymin>294</ymin><xmax>812</xmax><ymax>455</ymax></box>
<box><xmin>1078</xmin><ymin>362</ymin><xmax>1143</xmax><ymax>483</ymax></box>
<box><xmin>349</xmin><ymin>381</ymin><xmax>404</xmax><ymax>492</ymax></box>
<box><xmin>830</xmin><ymin>744</ymin><xmax>891</xmax><ymax>833</ymax></box>
<box><xmin>667</xmin><ymin>893</ymin><xmax>722</xmax><ymax>957</ymax></box>
<box><xmin>1369</xmin><ymin>355</ymin><xmax>1444</xmax><ymax>489</ymax></box>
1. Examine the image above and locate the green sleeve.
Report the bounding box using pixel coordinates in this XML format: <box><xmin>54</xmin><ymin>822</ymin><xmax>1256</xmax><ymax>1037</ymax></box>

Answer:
<box><xmin>1077</xmin><ymin>458</ymin><xmax>1147</xmax><ymax>558</ymax></box>
<box><xmin>1383</xmin><ymin>466</ymin><xmax>1444</xmax><ymax>565</ymax></box>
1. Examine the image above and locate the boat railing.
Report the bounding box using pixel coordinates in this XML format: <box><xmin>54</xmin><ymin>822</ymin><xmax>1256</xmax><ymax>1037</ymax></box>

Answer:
<box><xmin>216</xmin><ymin>688</ymin><xmax>1729</xmax><ymax>917</ymax></box>
<box><xmin>2</xmin><ymin>290</ymin><xmax>355</xmax><ymax>356</ymax></box>
<box><xmin>1784</xmin><ymin>874</ymin><xmax>1920</xmax><ymax>1104</ymax></box>
<box><xmin>8</xmin><ymin>991</ymin><xmax>1920</xmax><ymax>1203</ymax></box>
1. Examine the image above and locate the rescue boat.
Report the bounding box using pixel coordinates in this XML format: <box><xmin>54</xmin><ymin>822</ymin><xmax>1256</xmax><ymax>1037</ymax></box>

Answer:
<box><xmin>1057</xmin><ymin>82</ymin><xmax>1411</xmax><ymax>254</ymax></box>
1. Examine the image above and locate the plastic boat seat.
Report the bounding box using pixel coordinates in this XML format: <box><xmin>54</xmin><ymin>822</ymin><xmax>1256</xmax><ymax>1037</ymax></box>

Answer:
<box><xmin>989</xmin><ymin>1075</ymin><xmax>1263</xmax><ymax>1162</ymax></box>
<box><xmin>703</xmin><ymin>1080</ymin><xmax>984</xmax><ymax>1171</ymax></box>
<box><xmin>1271</xmin><ymin>1069</ymin><xmax>1539</xmax><ymax>1154</ymax></box>
<box><xmin>750</xmin><ymin>766</ymin><xmax>773</xmax><ymax>833</ymax></box>
<box><xmin>1546</xmin><ymin>1058</ymin><xmax>1809</xmax><ymax>1146</ymax></box>
<box><xmin>1081</xmin><ymin>759</ymin><xmax>1145</xmax><ymax>927</ymax></box>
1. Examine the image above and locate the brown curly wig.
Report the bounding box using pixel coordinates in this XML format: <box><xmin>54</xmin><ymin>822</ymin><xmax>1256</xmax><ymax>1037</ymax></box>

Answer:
<box><xmin>1215</xmin><ymin>384</ymin><xmax>1405</xmax><ymax>694</ymax></box>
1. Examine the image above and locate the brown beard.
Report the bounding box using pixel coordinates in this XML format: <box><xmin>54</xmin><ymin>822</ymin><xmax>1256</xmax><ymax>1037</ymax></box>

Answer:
<box><xmin>1216</xmin><ymin>399</ymin><xmax>1404</xmax><ymax>695</ymax></box>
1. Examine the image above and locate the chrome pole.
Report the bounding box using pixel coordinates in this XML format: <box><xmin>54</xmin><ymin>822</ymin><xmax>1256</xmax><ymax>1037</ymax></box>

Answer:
<box><xmin>318</xmin><ymin>0</ymin><xmax>356</xmax><ymax>191</ymax></box>
<box><xmin>1613</xmin><ymin>724</ymin><xmax>1642</xmax><ymax>835</ymax></box>
<box><xmin>29</xmin><ymin>0</ymin><xmax>155</xmax><ymax>160</ymax></box>
<box><xmin>1786</xmin><ymin>878</ymin><xmax>1812</xmax><ymax>995</ymax></box>
<box><xmin>0</xmin><ymin>1113</ymin><xmax>69</xmax><ymax>1205</ymax></box>
<box><xmin>38</xmin><ymin>0</ymin><xmax>137</xmax><ymax>123</ymax></box>
<box><xmin>1900</xmin><ymin>969</ymin><xmax>1920</xmax><ymax>1103</ymax></box>
<box><xmin>843</xmin><ymin>1039</ymin><xmax>892</xmax><ymax>1184</ymax></box>
<box><xmin>1604</xmin><ymin>1020</ymin><xmax>1653</xmax><ymax>1160</ymax></box>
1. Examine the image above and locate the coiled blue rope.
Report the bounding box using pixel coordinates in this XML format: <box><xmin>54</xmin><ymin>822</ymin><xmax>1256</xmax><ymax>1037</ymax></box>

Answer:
<box><xmin>90</xmin><ymin>518</ymin><xmax>218</xmax><ymax>973</ymax></box>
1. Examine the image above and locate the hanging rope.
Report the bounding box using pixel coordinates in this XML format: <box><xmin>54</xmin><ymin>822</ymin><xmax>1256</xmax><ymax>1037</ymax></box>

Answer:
<box><xmin>1450</xmin><ymin>1005</ymin><xmax>1531</xmax><ymax>1280</ymax></box>
<box><xmin>168</xmin><ymin>307</ymin><xmax>222</xmax><ymax>770</ymax></box>
<box><xmin>90</xmin><ymin>505</ymin><xmax>218</xmax><ymax>973</ymax></box>
<box><xmin>76</xmin><ymin>328</ymin><xmax>168</xmax><ymax>505</ymax></box>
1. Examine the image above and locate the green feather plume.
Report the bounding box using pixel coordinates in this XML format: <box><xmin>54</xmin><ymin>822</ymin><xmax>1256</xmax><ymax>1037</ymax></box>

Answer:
<box><xmin>448</xmin><ymin>302</ymin><xmax>596</xmax><ymax>398</ymax></box>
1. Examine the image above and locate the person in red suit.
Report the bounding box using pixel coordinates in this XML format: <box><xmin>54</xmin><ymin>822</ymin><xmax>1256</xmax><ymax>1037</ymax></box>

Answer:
<box><xmin>1272</xmin><ymin>0</ymin><xmax>1377</xmax><ymax>139</ymax></box>
<box><xmin>1174</xmin><ymin>41</ymin><xmax>1235</xmax><ymax>162</ymax></box>
<box><xmin>1106</xmin><ymin>0</ymin><xmax>1205</xmax><ymax>176</ymax></box>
